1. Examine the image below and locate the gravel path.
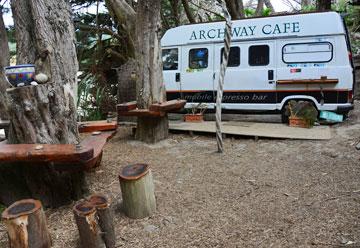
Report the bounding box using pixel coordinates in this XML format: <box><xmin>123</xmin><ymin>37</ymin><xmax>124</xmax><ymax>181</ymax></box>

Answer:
<box><xmin>1</xmin><ymin>102</ymin><xmax>360</xmax><ymax>247</ymax></box>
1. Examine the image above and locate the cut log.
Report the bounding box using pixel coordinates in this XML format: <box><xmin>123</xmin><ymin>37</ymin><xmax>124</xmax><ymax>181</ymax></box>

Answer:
<box><xmin>119</xmin><ymin>164</ymin><xmax>156</xmax><ymax>219</ymax></box>
<box><xmin>73</xmin><ymin>200</ymin><xmax>105</xmax><ymax>248</ymax></box>
<box><xmin>88</xmin><ymin>194</ymin><xmax>116</xmax><ymax>248</ymax></box>
<box><xmin>1</xmin><ymin>199</ymin><xmax>52</xmax><ymax>248</ymax></box>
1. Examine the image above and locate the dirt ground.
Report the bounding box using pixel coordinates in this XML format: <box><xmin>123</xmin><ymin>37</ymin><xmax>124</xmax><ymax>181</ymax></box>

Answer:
<box><xmin>1</xmin><ymin>102</ymin><xmax>360</xmax><ymax>248</ymax></box>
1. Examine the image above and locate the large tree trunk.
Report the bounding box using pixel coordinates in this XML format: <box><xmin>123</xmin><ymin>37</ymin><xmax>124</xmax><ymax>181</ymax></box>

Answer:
<box><xmin>0</xmin><ymin>10</ymin><xmax>10</xmax><ymax>120</ymax></box>
<box><xmin>0</xmin><ymin>0</ymin><xmax>86</xmax><ymax>208</ymax></box>
<box><xmin>135</xmin><ymin>0</ymin><xmax>168</xmax><ymax>143</ymax></box>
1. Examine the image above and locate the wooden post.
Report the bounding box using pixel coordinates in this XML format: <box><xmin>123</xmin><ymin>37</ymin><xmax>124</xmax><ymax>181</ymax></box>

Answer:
<box><xmin>1</xmin><ymin>199</ymin><xmax>52</xmax><ymax>248</ymax></box>
<box><xmin>119</xmin><ymin>164</ymin><xmax>156</xmax><ymax>219</ymax></box>
<box><xmin>73</xmin><ymin>200</ymin><xmax>105</xmax><ymax>248</ymax></box>
<box><xmin>88</xmin><ymin>194</ymin><xmax>116</xmax><ymax>248</ymax></box>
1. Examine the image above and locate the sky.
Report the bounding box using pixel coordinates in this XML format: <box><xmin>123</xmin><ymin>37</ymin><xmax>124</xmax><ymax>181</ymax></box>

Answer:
<box><xmin>2</xmin><ymin>1</ymin><xmax>295</xmax><ymax>27</ymax></box>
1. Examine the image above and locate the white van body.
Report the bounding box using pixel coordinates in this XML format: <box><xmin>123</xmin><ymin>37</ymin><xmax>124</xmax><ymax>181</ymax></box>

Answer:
<box><xmin>161</xmin><ymin>12</ymin><xmax>355</xmax><ymax>115</ymax></box>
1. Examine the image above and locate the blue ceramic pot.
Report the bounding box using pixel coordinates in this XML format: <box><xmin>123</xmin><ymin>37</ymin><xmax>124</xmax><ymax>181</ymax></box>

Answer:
<box><xmin>4</xmin><ymin>64</ymin><xmax>35</xmax><ymax>87</ymax></box>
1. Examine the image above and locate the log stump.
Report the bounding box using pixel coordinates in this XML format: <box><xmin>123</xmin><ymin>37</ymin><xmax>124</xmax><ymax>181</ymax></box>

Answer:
<box><xmin>74</xmin><ymin>194</ymin><xmax>115</xmax><ymax>248</ymax></box>
<box><xmin>1</xmin><ymin>199</ymin><xmax>52</xmax><ymax>248</ymax></box>
<box><xmin>119</xmin><ymin>164</ymin><xmax>156</xmax><ymax>219</ymax></box>
<box><xmin>88</xmin><ymin>194</ymin><xmax>116</xmax><ymax>248</ymax></box>
<box><xmin>73</xmin><ymin>200</ymin><xmax>105</xmax><ymax>248</ymax></box>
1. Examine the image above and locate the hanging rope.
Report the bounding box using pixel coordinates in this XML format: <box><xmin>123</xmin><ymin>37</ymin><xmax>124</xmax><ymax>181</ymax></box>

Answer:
<box><xmin>215</xmin><ymin>0</ymin><xmax>232</xmax><ymax>153</ymax></box>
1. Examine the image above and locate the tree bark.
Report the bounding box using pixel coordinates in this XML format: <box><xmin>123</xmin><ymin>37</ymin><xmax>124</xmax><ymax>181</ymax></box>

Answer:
<box><xmin>316</xmin><ymin>0</ymin><xmax>331</xmax><ymax>11</ymax></box>
<box><xmin>0</xmin><ymin>0</ymin><xmax>86</xmax><ymax>208</ymax></box>
<box><xmin>135</xmin><ymin>0</ymin><xmax>168</xmax><ymax>143</ymax></box>
<box><xmin>255</xmin><ymin>0</ymin><xmax>265</xmax><ymax>16</ymax></box>
<box><xmin>264</xmin><ymin>0</ymin><xmax>275</xmax><ymax>12</ymax></box>
<box><xmin>225</xmin><ymin>0</ymin><xmax>241</xmax><ymax>20</ymax></box>
<box><xmin>0</xmin><ymin>10</ymin><xmax>9</xmax><ymax>120</ymax></box>
<box><xmin>181</xmin><ymin>0</ymin><xmax>197</xmax><ymax>24</ymax></box>
<box><xmin>170</xmin><ymin>0</ymin><xmax>180</xmax><ymax>26</ymax></box>
<box><xmin>1</xmin><ymin>199</ymin><xmax>52</xmax><ymax>248</ymax></box>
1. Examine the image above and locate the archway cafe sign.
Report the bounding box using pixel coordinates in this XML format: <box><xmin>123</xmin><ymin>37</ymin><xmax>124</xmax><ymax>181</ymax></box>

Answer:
<box><xmin>189</xmin><ymin>22</ymin><xmax>300</xmax><ymax>41</ymax></box>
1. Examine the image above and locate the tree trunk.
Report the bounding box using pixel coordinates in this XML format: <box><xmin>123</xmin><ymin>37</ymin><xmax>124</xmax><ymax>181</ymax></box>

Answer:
<box><xmin>181</xmin><ymin>0</ymin><xmax>197</xmax><ymax>24</ymax></box>
<box><xmin>255</xmin><ymin>0</ymin><xmax>265</xmax><ymax>16</ymax></box>
<box><xmin>135</xmin><ymin>0</ymin><xmax>168</xmax><ymax>143</ymax></box>
<box><xmin>225</xmin><ymin>0</ymin><xmax>241</xmax><ymax>20</ymax></box>
<box><xmin>264</xmin><ymin>0</ymin><xmax>275</xmax><ymax>12</ymax></box>
<box><xmin>316</xmin><ymin>0</ymin><xmax>331</xmax><ymax>11</ymax></box>
<box><xmin>0</xmin><ymin>0</ymin><xmax>86</xmax><ymax>208</ymax></box>
<box><xmin>170</xmin><ymin>0</ymin><xmax>180</xmax><ymax>26</ymax></box>
<box><xmin>0</xmin><ymin>10</ymin><xmax>9</xmax><ymax>120</ymax></box>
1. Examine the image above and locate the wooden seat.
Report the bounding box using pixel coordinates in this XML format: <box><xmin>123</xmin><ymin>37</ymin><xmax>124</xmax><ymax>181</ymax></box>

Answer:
<box><xmin>0</xmin><ymin>130</ymin><xmax>116</xmax><ymax>171</ymax></box>
<box><xmin>78</xmin><ymin>120</ymin><xmax>117</xmax><ymax>133</ymax></box>
<box><xmin>117</xmin><ymin>99</ymin><xmax>186</xmax><ymax>118</ymax></box>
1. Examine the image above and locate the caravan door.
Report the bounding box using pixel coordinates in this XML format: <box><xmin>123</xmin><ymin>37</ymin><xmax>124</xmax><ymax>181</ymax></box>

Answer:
<box><xmin>179</xmin><ymin>45</ymin><xmax>215</xmax><ymax>108</ymax></box>
<box><xmin>162</xmin><ymin>47</ymin><xmax>181</xmax><ymax>93</ymax></box>
<box><xmin>214</xmin><ymin>42</ymin><xmax>277</xmax><ymax>110</ymax></box>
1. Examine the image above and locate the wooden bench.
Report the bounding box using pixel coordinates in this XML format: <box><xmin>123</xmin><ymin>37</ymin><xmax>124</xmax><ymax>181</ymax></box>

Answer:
<box><xmin>0</xmin><ymin>130</ymin><xmax>116</xmax><ymax>172</ymax></box>
<box><xmin>117</xmin><ymin>99</ymin><xmax>186</xmax><ymax>118</ymax></box>
<box><xmin>78</xmin><ymin>120</ymin><xmax>117</xmax><ymax>133</ymax></box>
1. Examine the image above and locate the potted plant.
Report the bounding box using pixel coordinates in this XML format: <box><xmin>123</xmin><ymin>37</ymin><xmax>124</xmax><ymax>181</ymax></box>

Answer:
<box><xmin>184</xmin><ymin>103</ymin><xmax>207</xmax><ymax>122</ymax></box>
<box><xmin>287</xmin><ymin>100</ymin><xmax>318</xmax><ymax>128</ymax></box>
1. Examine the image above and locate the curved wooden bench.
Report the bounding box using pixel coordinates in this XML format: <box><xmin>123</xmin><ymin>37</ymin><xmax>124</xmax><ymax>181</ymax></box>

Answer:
<box><xmin>0</xmin><ymin>130</ymin><xmax>116</xmax><ymax>172</ymax></box>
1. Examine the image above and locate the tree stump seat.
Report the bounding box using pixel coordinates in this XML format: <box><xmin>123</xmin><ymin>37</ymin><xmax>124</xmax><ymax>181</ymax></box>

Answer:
<box><xmin>0</xmin><ymin>130</ymin><xmax>116</xmax><ymax>172</ymax></box>
<box><xmin>117</xmin><ymin>99</ymin><xmax>186</xmax><ymax>118</ymax></box>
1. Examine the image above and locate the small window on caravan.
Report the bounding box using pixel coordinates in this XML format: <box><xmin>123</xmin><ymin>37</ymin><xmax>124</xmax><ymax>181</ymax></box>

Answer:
<box><xmin>189</xmin><ymin>48</ymin><xmax>208</xmax><ymax>69</ymax></box>
<box><xmin>162</xmin><ymin>48</ymin><xmax>179</xmax><ymax>70</ymax></box>
<box><xmin>249</xmin><ymin>45</ymin><xmax>270</xmax><ymax>66</ymax></box>
<box><xmin>282</xmin><ymin>42</ymin><xmax>333</xmax><ymax>63</ymax></box>
<box><xmin>221</xmin><ymin>47</ymin><xmax>240</xmax><ymax>67</ymax></box>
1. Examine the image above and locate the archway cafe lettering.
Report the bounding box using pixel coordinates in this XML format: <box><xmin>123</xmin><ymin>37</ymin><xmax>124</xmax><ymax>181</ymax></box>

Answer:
<box><xmin>189</xmin><ymin>22</ymin><xmax>300</xmax><ymax>40</ymax></box>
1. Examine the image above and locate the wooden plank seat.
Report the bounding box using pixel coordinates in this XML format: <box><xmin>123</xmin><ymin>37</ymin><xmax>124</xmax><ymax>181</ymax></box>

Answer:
<box><xmin>117</xmin><ymin>99</ymin><xmax>186</xmax><ymax>118</ymax></box>
<box><xmin>0</xmin><ymin>131</ymin><xmax>116</xmax><ymax>171</ymax></box>
<box><xmin>78</xmin><ymin>120</ymin><xmax>117</xmax><ymax>133</ymax></box>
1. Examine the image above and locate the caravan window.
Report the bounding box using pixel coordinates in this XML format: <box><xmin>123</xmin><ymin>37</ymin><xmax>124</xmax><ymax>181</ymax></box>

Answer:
<box><xmin>221</xmin><ymin>47</ymin><xmax>240</xmax><ymax>67</ymax></box>
<box><xmin>249</xmin><ymin>45</ymin><xmax>269</xmax><ymax>66</ymax></box>
<box><xmin>189</xmin><ymin>48</ymin><xmax>208</xmax><ymax>69</ymax></box>
<box><xmin>282</xmin><ymin>42</ymin><xmax>333</xmax><ymax>63</ymax></box>
<box><xmin>162</xmin><ymin>48</ymin><xmax>178</xmax><ymax>70</ymax></box>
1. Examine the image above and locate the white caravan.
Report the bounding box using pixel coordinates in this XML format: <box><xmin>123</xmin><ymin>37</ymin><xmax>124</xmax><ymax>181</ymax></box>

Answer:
<box><xmin>161</xmin><ymin>11</ymin><xmax>355</xmax><ymax>121</ymax></box>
